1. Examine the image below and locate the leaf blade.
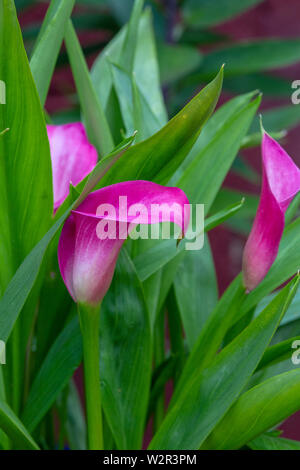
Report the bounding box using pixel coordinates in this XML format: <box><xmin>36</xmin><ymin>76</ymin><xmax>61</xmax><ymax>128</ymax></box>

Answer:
<box><xmin>201</xmin><ymin>369</ymin><xmax>300</xmax><ymax>449</ymax></box>
<box><xmin>64</xmin><ymin>20</ymin><xmax>114</xmax><ymax>156</ymax></box>
<box><xmin>0</xmin><ymin>400</ymin><xmax>39</xmax><ymax>450</ymax></box>
<box><xmin>30</xmin><ymin>0</ymin><xmax>75</xmax><ymax>106</ymax></box>
<box><xmin>100</xmin><ymin>249</ymin><xmax>152</xmax><ymax>450</ymax></box>
<box><xmin>149</xmin><ymin>276</ymin><xmax>299</xmax><ymax>450</ymax></box>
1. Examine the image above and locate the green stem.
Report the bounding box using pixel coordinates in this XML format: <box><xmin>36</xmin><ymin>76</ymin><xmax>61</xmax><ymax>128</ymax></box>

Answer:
<box><xmin>78</xmin><ymin>303</ymin><xmax>103</xmax><ymax>450</ymax></box>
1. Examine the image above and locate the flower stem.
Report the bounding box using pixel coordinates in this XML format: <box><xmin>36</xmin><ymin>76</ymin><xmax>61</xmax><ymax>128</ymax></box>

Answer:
<box><xmin>78</xmin><ymin>303</ymin><xmax>103</xmax><ymax>450</ymax></box>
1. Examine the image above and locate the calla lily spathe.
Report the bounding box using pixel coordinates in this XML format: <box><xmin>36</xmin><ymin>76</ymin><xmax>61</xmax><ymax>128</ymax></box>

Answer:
<box><xmin>47</xmin><ymin>123</ymin><xmax>98</xmax><ymax>209</ymax></box>
<box><xmin>242</xmin><ymin>132</ymin><xmax>300</xmax><ymax>292</ymax></box>
<box><xmin>58</xmin><ymin>181</ymin><xmax>190</xmax><ymax>306</ymax></box>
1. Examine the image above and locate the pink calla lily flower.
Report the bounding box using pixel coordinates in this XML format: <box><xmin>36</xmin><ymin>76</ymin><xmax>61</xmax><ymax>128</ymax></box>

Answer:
<box><xmin>47</xmin><ymin>123</ymin><xmax>98</xmax><ymax>209</ymax></box>
<box><xmin>242</xmin><ymin>132</ymin><xmax>300</xmax><ymax>292</ymax></box>
<box><xmin>58</xmin><ymin>181</ymin><xmax>190</xmax><ymax>306</ymax></box>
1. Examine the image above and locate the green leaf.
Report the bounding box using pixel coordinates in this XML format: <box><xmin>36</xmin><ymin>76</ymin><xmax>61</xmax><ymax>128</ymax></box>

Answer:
<box><xmin>211</xmin><ymin>188</ymin><xmax>258</xmax><ymax>222</ymax></box>
<box><xmin>183</xmin><ymin>0</ymin><xmax>263</xmax><ymax>28</ymax></box>
<box><xmin>172</xmin><ymin>275</ymin><xmax>245</xmax><ymax>401</ymax></box>
<box><xmin>104</xmin><ymin>1</ymin><xmax>146</xmax><ymax>140</ymax></box>
<box><xmin>96</xmin><ymin>68</ymin><xmax>223</xmax><ymax>187</ymax></box>
<box><xmin>170</xmin><ymin>91</ymin><xmax>257</xmax><ymax>183</ymax></box>
<box><xmin>211</xmin><ymin>188</ymin><xmax>258</xmax><ymax>237</ymax></box>
<box><xmin>34</xmin><ymin>273</ymin><xmax>73</xmax><ymax>376</ymax></box>
<box><xmin>166</xmin><ymin>290</ymin><xmax>186</xmax><ymax>383</ymax></box>
<box><xmin>66</xmin><ymin>380</ymin><xmax>87</xmax><ymax>450</ymax></box>
<box><xmin>118</xmin><ymin>0</ymin><xmax>144</xmax><ymax>73</ymax></box>
<box><xmin>198</xmin><ymin>39</ymin><xmax>300</xmax><ymax>79</ymax></box>
<box><xmin>0</xmin><ymin>210</ymin><xmax>71</xmax><ymax>344</ymax></box>
<box><xmin>248</xmin><ymin>296</ymin><xmax>300</xmax><ymax>389</ymax></box>
<box><xmin>141</xmin><ymin>271</ymin><xmax>163</xmax><ymax>330</ymax></box>
<box><xmin>177</xmin><ymin>95</ymin><xmax>261</xmax><ymax>208</ymax></box>
<box><xmin>0</xmin><ymin>139</ymin><xmax>133</xmax><ymax>343</ymax></box>
<box><xmin>133</xmin><ymin>198</ymin><xmax>244</xmax><ymax>282</ymax></box>
<box><xmin>272</xmin><ymin>318</ymin><xmax>300</xmax><ymax>350</ymax></box>
<box><xmin>30</xmin><ymin>0</ymin><xmax>75</xmax><ymax>106</ymax></box>
<box><xmin>22</xmin><ymin>316</ymin><xmax>82</xmax><ymax>432</ymax></box>
<box><xmin>0</xmin><ymin>0</ymin><xmax>53</xmax><ymax>294</ymax></box>
<box><xmin>149</xmin><ymin>276</ymin><xmax>299</xmax><ymax>450</ymax></box>
<box><xmin>64</xmin><ymin>20</ymin><xmax>114</xmax><ymax>156</ymax></box>
<box><xmin>135</xmin><ymin>196</ymin><xmax>245</xmax><ymax>328</ymax></box>
<box><xmin>0</xmin><ymin>400</ymin><xmax>39</xmax><ymax>449</ymax></box>
<box><xmin>0</xmin><ymin>364</ymin><xmax>9</xmax><ymax>449</ymax></box>
<box><xmin>201</xmin><ymin>369</ymin><xmax>300</xmax><ymax>450</ymax></box>
<box><xmin>286</xmin><ymin>191</ymin><xmax>300</xmax><ymax>225</ymax></box>
<box><xmin>157</xmin><ymin>43</ymin><xmax>202</xmax><ymax>85</ymax></box>
<box><xmin>108</xmin><ymin>62</ymin><xmax>137</xmax><ymax>137</ymax></box>
<box><xmin>256</xmin><ymin>336</ymin><xmax>300</xmax><ymax>372</ymax></box>
<box><xmin>249</xmin><ymin>434</ymin><xmax>300</xmax><ymax>450</ymax></box>
<box><xmin>173</xmin><ymin>237</ymin><xmax>218</xmax><ymax>350</ymax></box>
<box><xmin>91</xmin><ymin>9</ymin><xmax>167</xmax><ymax>140</ymax></box>
<box><xmin>171</xmin><ymin>91</ymin><xmax>258</xmax><ymax>178</ymax></box>
<box><xmin>205</xmin><ymin>198</ymin><xmax>245</xmax><ymax>231</ymax></box>
<box><xmin>249</xmin><ymin>357</ymin><xmax>300</xmax><ymax>393</ymax></box>
<box><xmin>100</xmin><ymin>249</ymin><xmax>152</xmax><ymax>450</ymax></box>
<box><xmin>110</xmin><ymin>61</ymin><xmax>162</xmax><ymax>143</ymax></box>
<box><xmin>148</xmin><ymin>355</ymin><xmax>178</xmax><ymax>419</ymax></box>
<box><xmin>255</xmin><ymin>284</ymin><xmax>300</xmax><ymax>328</ymax></box>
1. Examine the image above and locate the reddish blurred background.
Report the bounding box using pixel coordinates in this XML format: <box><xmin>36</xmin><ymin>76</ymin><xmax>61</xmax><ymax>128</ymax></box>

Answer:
<box><xmin>17</xmin><ymin>0</ymin><xmax>300</xmax><ymax>443</ymax></box>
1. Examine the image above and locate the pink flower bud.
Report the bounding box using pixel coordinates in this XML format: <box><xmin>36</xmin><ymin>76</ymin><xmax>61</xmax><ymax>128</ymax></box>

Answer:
<box><xmin>47</xmin><ymin>123</ymin><xmax>98</xmax><ymax>209</ymax></box>
<box><xmin>58</xmin><ymin>181</ymin><xmax>190</xmax><ymax>306</ymax></box>
<box><xmin>242</xmin><ymin>132</ymin><xmax>300</xmax><ymax>292</ymax></box>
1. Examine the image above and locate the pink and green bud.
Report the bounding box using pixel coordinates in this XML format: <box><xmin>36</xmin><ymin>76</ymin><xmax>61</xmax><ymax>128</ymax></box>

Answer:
<box><xmin>242</xmin><ymin>132</ymin><xmax>300</xmax><ymax>292</ymax></box>
<box><xmin>58</xmin><ymin>181</ymin><xmax>190</xmax><ymax>306</ymax></box>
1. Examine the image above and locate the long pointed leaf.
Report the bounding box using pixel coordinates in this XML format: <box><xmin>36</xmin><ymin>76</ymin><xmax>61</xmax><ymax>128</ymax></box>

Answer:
<box><xmin>64</xmin><ymin>20</ymin><xmax>114</xmax><ymax>156</ymax></box>
<box><xmin>100</xmin><ymin>249</ymin><xmax>152</xmax><ymax>450</ymax></box>
<box><xmin>30</xmin><ymin>0</ymin><xmax>75</xmax><ymax>106</ymax></box>
<box><xmin>98</xmin><ymin>68</ymin><xmax>223</xmax><ymax>188</ymax></box>
<box><xmin>201</xmin><ymin>369</ymin><xmax>300</xmax><ymax>449</ymax></box>
<box><xmin>0</xmin><ymin>0</ymin><xmax>53</xmax><ymax>295</ymax></box>
<box><xmin>0</xmin><ymin>400</ymin><xmax>39</xmax><ymax>450</ymax></box>
<box><xmin>22</xmin><ymin>317</ymin><xmax>82</xmax><ymax>432</ymax></box>
<box><xmin>149</xmin><ymin>275</ymin><xmax>299</xmax><ymax>450</ymax></box>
